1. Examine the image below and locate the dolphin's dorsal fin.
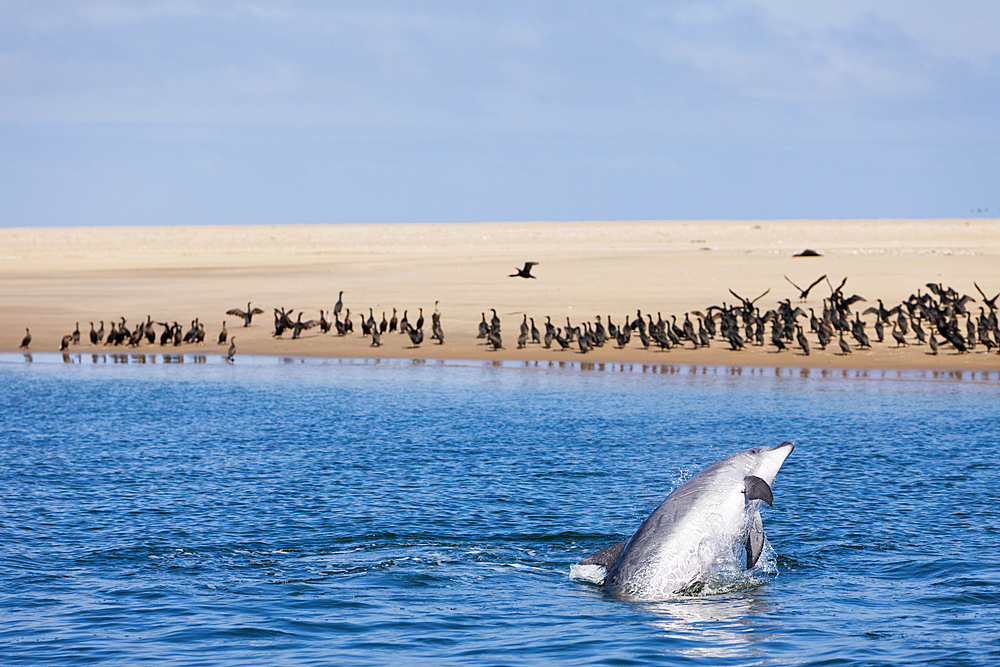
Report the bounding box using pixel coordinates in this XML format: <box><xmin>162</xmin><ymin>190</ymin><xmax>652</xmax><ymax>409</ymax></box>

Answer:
<box><xmin>746</xmin><ymin>511</ymin><xmax>765</xmax><ymax>569</ymax></box>
<box><xmin>577</xmin><ymin>538</ymin><xmax>628</xmax><ymax>570</ymax></box>
<box><xmin>744</xmin><ymin>475</ymin><xmax>773</xmax><ymax>506</ymax></box>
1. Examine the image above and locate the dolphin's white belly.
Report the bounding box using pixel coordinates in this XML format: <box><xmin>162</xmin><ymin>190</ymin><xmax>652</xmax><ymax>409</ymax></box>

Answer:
<box><xmin>609</xmin><ymin>492</ymin><xmax>749</xmax><ymax>599</ymax></box>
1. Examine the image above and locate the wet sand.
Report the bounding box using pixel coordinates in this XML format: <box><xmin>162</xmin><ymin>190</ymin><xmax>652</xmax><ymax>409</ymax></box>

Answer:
<box><xmin>1</xmin><ymin>219</ymin><xmax>998</xmax><ymax>371</ymax></box>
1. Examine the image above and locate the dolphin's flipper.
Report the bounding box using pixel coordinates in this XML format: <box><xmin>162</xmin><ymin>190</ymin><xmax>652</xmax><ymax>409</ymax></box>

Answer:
<box><xmin>577</xmin><ymin>538</ymin><xmax>628</xmax><ymax>570</ymax></box>
<box><xmin>746</xmin><ymin>511</ymin><xmax>765</xmax><ymax>569</ymax></box>
<box><xmin>744</xmin><ymin>475</ymin><xmax>774</xmax><ymax>506</ymax></box>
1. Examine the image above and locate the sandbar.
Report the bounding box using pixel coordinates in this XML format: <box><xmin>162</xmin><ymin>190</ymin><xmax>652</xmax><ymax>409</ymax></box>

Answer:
<box><xmin>1</xmin><ymin>219</ymin><xmax>998</xmax><ymax>372</ymax></box>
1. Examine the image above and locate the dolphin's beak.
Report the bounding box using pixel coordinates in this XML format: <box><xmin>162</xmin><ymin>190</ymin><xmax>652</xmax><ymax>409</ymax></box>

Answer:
<box><xmin>771</xmin><ymin>441</ymin><xmax>794</xmax><ymax>454</ymax></box>
<box><xmin>768</xmin><ymin>441</ymin><xmax>795</xmax><ymax>467</ymax></box>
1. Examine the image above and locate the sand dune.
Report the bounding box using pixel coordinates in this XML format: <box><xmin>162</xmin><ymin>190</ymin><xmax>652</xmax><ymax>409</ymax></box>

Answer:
<box><xmin>2</xmin><ymin>219</ymin><xmax>999</xmax><ymax>371</ymax></box>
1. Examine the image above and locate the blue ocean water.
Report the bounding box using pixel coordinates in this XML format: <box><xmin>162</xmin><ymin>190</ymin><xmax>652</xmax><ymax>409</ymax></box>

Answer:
<box><xmin>1</xmin><ymin>353</ymin><xmax>999</xmax><ymax>666</ymax></box>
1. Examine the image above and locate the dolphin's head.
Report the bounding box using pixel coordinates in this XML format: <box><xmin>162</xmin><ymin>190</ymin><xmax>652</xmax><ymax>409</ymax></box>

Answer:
<box><xmin>744</xmin><ymin>441</ymin><xmax>794</xmax><ymax>487</ymax></box>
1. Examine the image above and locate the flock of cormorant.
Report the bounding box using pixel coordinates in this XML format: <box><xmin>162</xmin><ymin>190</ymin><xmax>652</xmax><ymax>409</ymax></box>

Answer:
<box><xmin>478</xmin><ymin>277</ymin><xmax>1000</xmax><ymax>358</ymax></box>
<box><xmin>18</xmin><ymin>293</ymin><xmax>445</xmax><ymax>361</ymax></box>
<box><xmin>16</xmin><ymin>278</ymin><xmax>1000</xmax><ymax>361</ymax></box>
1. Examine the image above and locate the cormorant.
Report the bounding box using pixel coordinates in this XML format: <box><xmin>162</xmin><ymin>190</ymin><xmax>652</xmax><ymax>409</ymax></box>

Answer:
<box><xmin>290</xmin><ymin>313</ymin><xmax>318</xmax><ymax>339</ymax></box>
<box><xmin>838</xmin><ymin>331</ymin><xmax>852</xmax><ymax>355</ymax></box>
<box><xmin>683</xmin><ymin>314</ymin><xmax>697</xmax><ymax>346</ymax></box>
<box><xmin>333</xmin><ymin>291</ymin><xmax>343</xmax><ymax>317</ymax></box>
<box><xmin>510</xmin><ymin>262</ymin><xmax>538</xmax><ymax>279</ymax></box>
<box><xmin>431</xmin><ymin>318</ymin><xmax>444</xmax><ymax>344</ymax></box>
<box><xmin>785</xmin><ymin>274</ymin><xmax>827</xmax><ymax>301</ymax></box>
<box><xmin>975</xmin><ymin>282</ymin><xmax>998</xmax><ymax>311</ymax></box>
<box><xmin>407</xmin><ymin>326</ymin><xmax>423</xmax><ymax>347</ymax></box>
<box><xmin>218</xmin><ymin>321</ymin><xmax>228</xmax><ymax>345</ymax></box>
<box><xmin>770</xmin><ymin>325</ymin><xmax>786</xmax><ymax>351</ymax></box>
<box><xmin>227</xmin><ymin>302</ymin><xmax>265</xmax><ymax>327</ymax></box>
<box><xmin>891</xmin><ymin>322</ymin><xmax>907</xmax><ymax>347</ymax></box>
<box><xmin>795</xmin><ymin>325</ymin><xmax>810</xmax><ymax>356</ymax></box>
<box><xmin>19</xmin><ymin>328</ymin><xmax>30</xmax><ymax>349</ymax></box>
<box><xmin>487</xmin><ymin>328</ymin><xmax>502</xmax><ymax>350</ymax></box>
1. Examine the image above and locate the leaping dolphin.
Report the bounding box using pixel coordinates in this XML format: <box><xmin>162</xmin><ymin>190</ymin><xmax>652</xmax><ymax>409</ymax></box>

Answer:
<box><xmin>573</xmin><ymin>441</ymin><xmax>794</xmax><ymax>600</ymax></box>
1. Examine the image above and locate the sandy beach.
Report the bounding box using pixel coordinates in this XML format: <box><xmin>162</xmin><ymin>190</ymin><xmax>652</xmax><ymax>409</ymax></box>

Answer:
<box><xmin>1</xmin><ymin>219</ymin><xmax>998</xmax><ymax>372</ymax></box>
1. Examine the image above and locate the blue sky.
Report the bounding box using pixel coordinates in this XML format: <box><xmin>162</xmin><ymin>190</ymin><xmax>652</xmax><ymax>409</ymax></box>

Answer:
<box><xmin>2</xmin><ymin>1</ymin><xmax>998</xmax><ymax>227</ymax></box>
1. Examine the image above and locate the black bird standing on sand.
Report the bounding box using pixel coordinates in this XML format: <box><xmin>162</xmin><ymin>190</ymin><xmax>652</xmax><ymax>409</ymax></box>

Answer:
<box><xmin>891</xmin><ymin>322</ymin><xmax>908</xmax><ymax>347</ymax></box>
<box><xmin>20</xmin><ymin>328</ymin><xmax>31</xmax><ymax>349</ymax></box>
<box><xmin>227</xmin><ymin>302</ymin><xmax>265</xmax><ymax>327</ymax></box>
<box><xmin>290</xmin><ymin>313</ymin><xmax>318</xmax><ymax>339</ymax></box>
<box><xmin>227</xmin><ymin>337</ymin><xmax>236</xmax><ymax>362</ymax></box>
<box><xmin>218</xmin><ymin>321</ymin><xmax>228</xmax><ymax>345</ymax></box>
<box><xmin>407</xmin><ymin>326</ymin><xmax>424</xmax><ymax>347</ymax></box>
<box><xmin>487</xmin><ymin>328</ymin><xmax>503</xmax><ymax>350</ymax></box>
<box><xmin>795</xmin><ymin>325</ymin><xmax>810</xmax><ymax>356</ymax></box>
<box><xmin>333</xmin><ymin>291</ymin><xmax>343</xmax><ymax>317</ymax></box>
<box><xmin>838</xmin><ymin>331</ymin><xmax>852</xmax><ymax>355</ymax></box>
<box><xmin>510</xmin><ymin>262</ymin><xmax>538</xmax><ymax>279</ymax></box>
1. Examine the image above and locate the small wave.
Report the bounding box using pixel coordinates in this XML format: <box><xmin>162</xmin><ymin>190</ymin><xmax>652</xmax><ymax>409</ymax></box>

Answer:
<box><xmin>568</xmin><ymin>562</ymin><xmax>607</xmax><ymax>586</ymax></box>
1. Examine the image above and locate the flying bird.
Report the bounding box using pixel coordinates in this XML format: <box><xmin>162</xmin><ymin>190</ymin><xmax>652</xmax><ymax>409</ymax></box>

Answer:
<box><xmin>510</xmin><ymin>262</ymin><xmax>538</xmax><ymax>279</ymax></box>
<box><xmin>784</xmin><ymin>274</ymin><xmax>827</xmax><ymax>301</ymax></box>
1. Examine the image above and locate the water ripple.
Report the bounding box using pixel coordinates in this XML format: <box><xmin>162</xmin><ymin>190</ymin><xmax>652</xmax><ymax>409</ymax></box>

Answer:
<box><xmin>1</xmin><ymin>360</ymin><xmax>998</xmax><ymax>665</ymax></box>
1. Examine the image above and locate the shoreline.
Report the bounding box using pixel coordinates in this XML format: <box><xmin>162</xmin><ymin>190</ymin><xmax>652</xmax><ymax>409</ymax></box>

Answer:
<box><xmin>5</xmin><ymin>351</ymin><xmax>999</xmax><ymax>385</ymax></box>
<box><xmin>2</xmin><ymin>219</ymin><xmax>999</xmax><ymax>373</ymax></box>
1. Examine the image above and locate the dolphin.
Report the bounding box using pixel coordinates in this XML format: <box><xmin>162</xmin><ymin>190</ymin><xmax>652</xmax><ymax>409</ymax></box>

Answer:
<box><xmin>573</xmin><ymin>441</ymin><xmax>794</xmax><ymax>600</ymax></box>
